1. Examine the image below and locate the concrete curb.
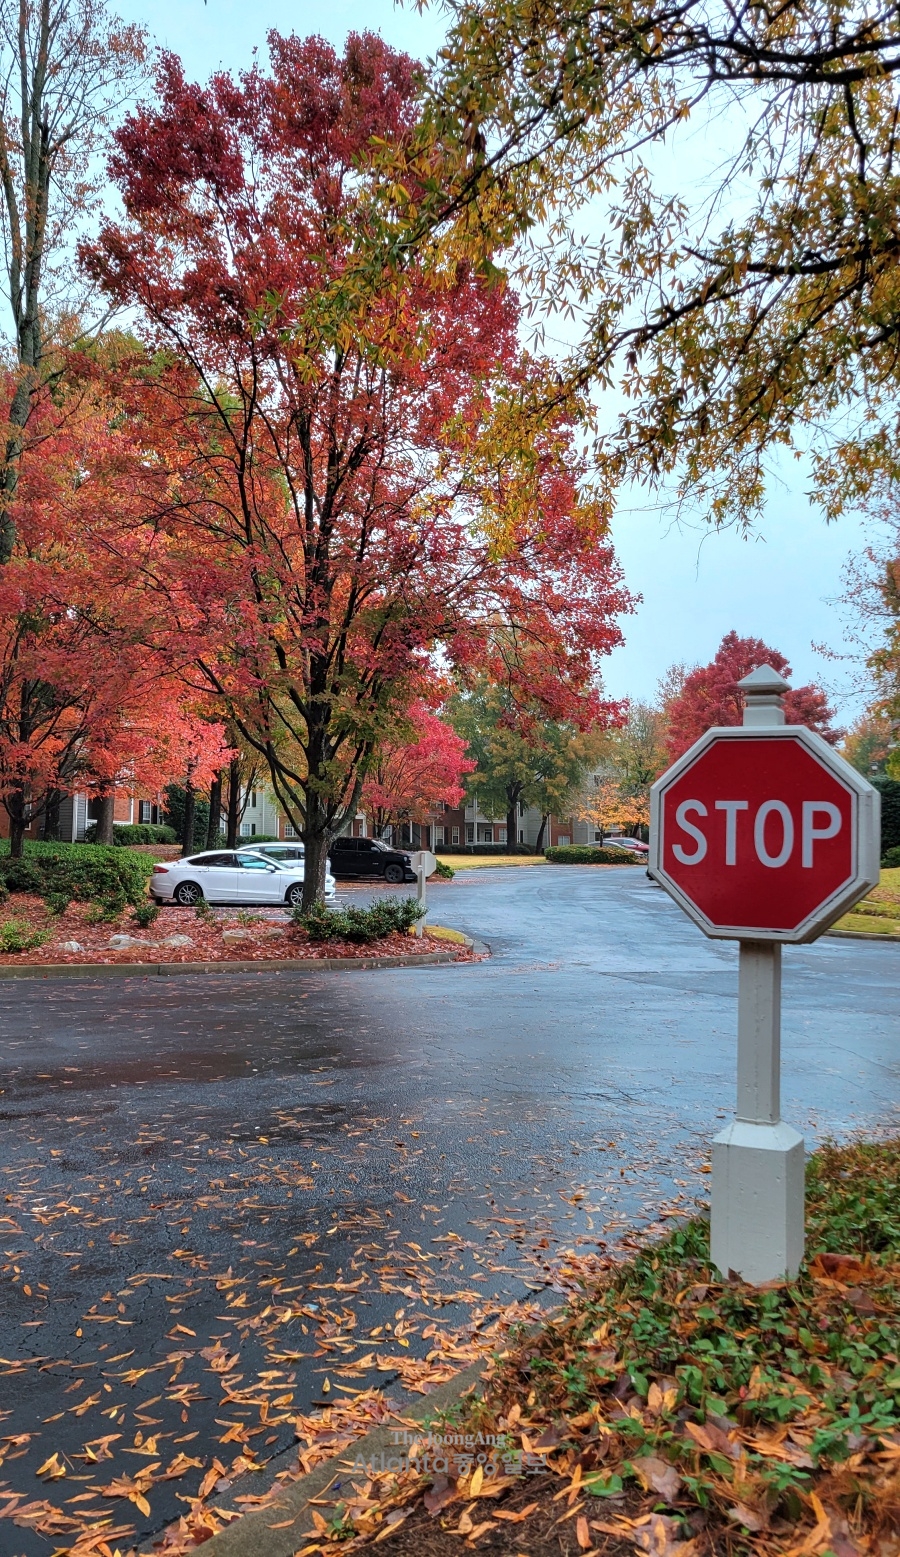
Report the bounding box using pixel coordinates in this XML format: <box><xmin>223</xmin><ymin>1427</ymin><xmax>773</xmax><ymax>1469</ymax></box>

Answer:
<box><xmin>825</xmin><ymin>928</ymin><xmax>900</xmax><ymax>943</ymax></box>
<box><xmin>0</xmin><ymin>949</ymin><xmax>465</xmax><ymax>981</ymax></box>
<box><xmin>168</xmin><ymin>1359</ymin><xmax>491</xmax><ymax>1557</ymax></box>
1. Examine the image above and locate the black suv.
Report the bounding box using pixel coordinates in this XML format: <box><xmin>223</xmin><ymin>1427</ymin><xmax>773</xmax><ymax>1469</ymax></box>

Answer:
<box><xmin>329</xmin><ymin>837</ymin><xmax>416</xmax><ymax>884</ymax></box>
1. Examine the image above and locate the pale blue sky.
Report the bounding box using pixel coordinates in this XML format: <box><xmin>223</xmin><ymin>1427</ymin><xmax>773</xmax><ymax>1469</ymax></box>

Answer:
<box><xmin>116</xmin><ymin>0</ymin><xmax>873</xmax><ymax>719</ymax></box>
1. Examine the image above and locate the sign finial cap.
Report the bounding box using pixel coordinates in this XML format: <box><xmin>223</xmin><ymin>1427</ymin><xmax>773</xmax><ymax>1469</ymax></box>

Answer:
<box><xmin>738</xmin><ymin>664</ymin><xmax>791</xmax><ymax>694</ymax></box>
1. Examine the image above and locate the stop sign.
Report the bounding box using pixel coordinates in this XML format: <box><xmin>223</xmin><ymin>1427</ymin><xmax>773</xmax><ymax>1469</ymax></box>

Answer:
<box><xmin>649</xmin><ymin>725</ymin><xmax>880</xmax><ymax>942</ymax></box>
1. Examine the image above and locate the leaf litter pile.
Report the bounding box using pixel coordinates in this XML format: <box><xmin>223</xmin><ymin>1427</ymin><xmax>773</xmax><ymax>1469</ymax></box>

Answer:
<box><xmin>0</xmin><ymin>1077</ymin><xmax>707</xmax><ymax>1556</ymax></box>
<box><xmin>282</xmin><ymin>1141</ymin><xmax>900</xmax><ymax>1557</ymax></box>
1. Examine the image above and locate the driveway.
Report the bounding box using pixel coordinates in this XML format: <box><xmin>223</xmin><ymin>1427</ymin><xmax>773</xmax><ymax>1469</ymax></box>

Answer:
<box><xmin>1</xmin><ymin>866</ymin><xmax>897</xmax><ymax>1552</ymax></box>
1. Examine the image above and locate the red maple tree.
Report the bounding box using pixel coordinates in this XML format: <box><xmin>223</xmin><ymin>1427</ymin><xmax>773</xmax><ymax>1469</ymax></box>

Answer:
<box><xmin>84</xmin><ymin>33</ymin><xmax>633</xmax><ymax>904</ymax></box>
<box><xmin>361</xmin><ymin>704</ymin><xmax>474</xmax><ymax>838</ymax></box>
<box><xmin>664</xmin><ymin>632</ymin><xmax>839</xmax><ymax>761</ymax></box>
<box><xmin>0</xmin><ymin>366</ymin><xmax>228</xmax><ymax>855</ymax></box>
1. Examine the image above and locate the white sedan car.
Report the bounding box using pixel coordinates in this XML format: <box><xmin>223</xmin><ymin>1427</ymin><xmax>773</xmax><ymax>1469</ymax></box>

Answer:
<box><xmin>150</xmin><ymin>849</ymin><xmax>337</xmax><ymax>908</ymax></box>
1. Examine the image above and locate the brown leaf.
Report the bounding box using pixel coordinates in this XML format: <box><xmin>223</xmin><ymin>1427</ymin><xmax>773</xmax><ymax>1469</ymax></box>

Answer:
<box><xmin>810</xmin><ymin>1253</ymin><xmax>866</xmax><ymax>1281</ymax></box>
<box><xmin>423</xmin><ymin>1475</ymin><xmax>458</xmax><ymax>1515</ymax></box>
<box><xmin>684</xmin><ymin>1419</ymin><xmax>739</xmax><ymax>1459</ymax></box>
<box><xmin>845</xmin><ymin>1287</ymin><xmax>879</xmax><ymax>1316</ymax></box>
<box><xmin>632</xmin><ymin>1512</ymin><xmax>698</xmax><ymax>1556</ymax></box>
<box><xmin>576</xmin><ymin>1512</ymin><xmax>593</xmax><ymax>1550</ymax></box>
<box><xmin>727</xmin><ymin>1503</ymin><xmax>767</xmax><ymax>1533</ymax></box>
<box><xmin>492</xmin><ymin>1502</ymin><xmax>538</xmax><ymax>1523</ymax></box>
<box><xmin>634</xmin><ymin>1456</ymin><xmax>682</xmax><ymax>1502</ymax></box>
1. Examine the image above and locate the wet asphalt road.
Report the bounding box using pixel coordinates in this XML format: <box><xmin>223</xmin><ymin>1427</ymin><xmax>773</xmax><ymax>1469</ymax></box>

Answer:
<box><xmin>1</xmin><ymin>865</ymin><xmax>899</xmax><ymax>1553</ymax></box>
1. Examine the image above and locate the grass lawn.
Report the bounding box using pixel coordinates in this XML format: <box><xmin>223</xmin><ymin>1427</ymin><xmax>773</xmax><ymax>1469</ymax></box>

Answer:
<box><xmin>834</xmin><ymin>865</ymin><xmax>900</xmax><ymax>937</ymax></box>
<box><xmin>437</xmin><ymin>854</ymin><xmax>550</xmax><ymax>870</ymax></box>
<box><xmin>302</xmin><ymin>1139</ymin><xmax>900</xmax><ymax>1555</ymax></box>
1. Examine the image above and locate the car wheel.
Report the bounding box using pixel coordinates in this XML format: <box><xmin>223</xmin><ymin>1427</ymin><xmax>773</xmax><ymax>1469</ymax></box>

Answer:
<box><xmin>285</xmin><ymin>883</ymin><xmax>304</xmax><ymax>908</ymax></box>
<box><xmin>383</xmin><ymin>863</ymin><xmax>404</xmax><ymax>885</ymax></box>
<box><xmin>173</xmin><ymin>881</ymin><xmax>203</xmax><ymax>906</ymax></box>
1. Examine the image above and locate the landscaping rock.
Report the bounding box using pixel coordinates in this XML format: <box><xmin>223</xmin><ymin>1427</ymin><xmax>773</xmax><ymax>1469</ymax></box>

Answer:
<box><xmin>107</xmin><ymin>933</ymin><xmax>143</xmax><ymax>949</ymax></box>
<box><xmin>222</xmin><ymin>928</ymin><xmax>253</xmax><ymax>942</ymax></box>
<box><xmin>158</xmin><ymin>934</ymin><xmax>194</xmax><ymax>948</ymax></box>
<box><xmin>59</xmin><ymin>940</ymin><xmax>85</xmax><ymax>953</ymax></box>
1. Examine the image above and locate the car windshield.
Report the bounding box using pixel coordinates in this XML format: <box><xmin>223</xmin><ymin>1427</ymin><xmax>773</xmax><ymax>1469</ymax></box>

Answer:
<box><xmin>371</xmin><ymin>839</ymin><xmax>392</xmax><ymax>851</ymax></box>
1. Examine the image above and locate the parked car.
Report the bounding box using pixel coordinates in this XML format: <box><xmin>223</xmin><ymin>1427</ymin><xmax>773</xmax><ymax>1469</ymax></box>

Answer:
<box><xmin>150</xmin><ymin>849</ymin><xmax>337</xmax><ymax>907</ymax></box>
<box><xmin>603</xmin><ymin>837</ymin><xmax>649</xmax><ymax>857</ymax></box>
<box><xmin>329</xmin><ymin>836</ymin><xmax>416</xmax><ymax>884</ymax></box>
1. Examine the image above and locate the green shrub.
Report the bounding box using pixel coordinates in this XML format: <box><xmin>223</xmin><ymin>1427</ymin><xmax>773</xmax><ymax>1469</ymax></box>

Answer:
<box><xmin>0</xmin><ymin>916</ymin><xmax>51</xmax><ymax>953</ymax></box>
<box><xmin>294</xmin><ymin>896</ymin><xmax>424</xmax><ymax>943</ymax></box>
<box><xmin>83</xmin><ymin>822</ymin><xmax>178</xmax><ymax>846</ymax></box>
<box><xmin>86</xmin><ymin>896</ymin><xmax>126</xmax><ymax>924</ymax></box>
<box><xmin>433</xmin><ymin>859</ymin><xmax>455</xmax><ymax>879</ymax></box>
<box><xmin>545</xmin><ymin>844</ymin><xmax>643</xmax><ymax>865</ymax></box>
<box><xmin>882</xmin><ymin>845</ymin><xmax>900</xmax><ymax>869</ymax></box>
<box><xmin>873</xmin><ymin>777</ymin><xmax>900</xmax><ymax>855</ymax></box>
<box><xmin>132</xmin><ymin>900</ymin><xmax>161</xmax><ymax>929</ymax></box>
<box><xmin>1</xmin><ymin>857</ymin><xmax>43</xmax><ymax>893</ymax></box>
<box><xmin>0</xmin><ymin>840</ymin><xmax>153</xmax><ymax>908</ymax></box>
<box><xmin>45</xmin><ymin>892</ymin><xmax>72</xmax><ymax>916</ymax></box>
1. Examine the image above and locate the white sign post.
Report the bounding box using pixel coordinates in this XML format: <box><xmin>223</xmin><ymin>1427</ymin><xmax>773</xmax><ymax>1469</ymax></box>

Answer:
<box><xmin>649</xmin><ymin>666</ymin><xmax>880</xmax><ymax>1284</ymax></box>
<box><xmin>409</xmin><ymin>850</ymin><xmax>437</xmax><ymax>937</ymax></box>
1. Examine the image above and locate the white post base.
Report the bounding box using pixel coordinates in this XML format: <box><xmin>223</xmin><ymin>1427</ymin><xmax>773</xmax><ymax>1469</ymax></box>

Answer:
<box><xmin>710</xmin><ymin>1120</ymin><xmax>805</xmax><ymax>1284</ymax></box>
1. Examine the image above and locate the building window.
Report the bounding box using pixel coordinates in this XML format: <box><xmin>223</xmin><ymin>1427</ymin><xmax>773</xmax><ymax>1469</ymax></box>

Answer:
<box><xmin>452</xmin><ymin>827</ymin><xmax>460</xmax><ymax>845</ymax></box>
<box><xmin>138</xmin><ymin>800</ymin><xmax>151</xmax><ymax>823</ymax></box>
<box><xmin>435</xmin><ymin>826</ymin><xmax>445</xmax><ymax>845</ymax></box>
<box><xmin>240</xmin><ymin>821</ymin><xmax>252</xmax><ymax>837</ymax></box>
<box><xmin>249</xmin><ymin>790</ymin><xmax>258</xmax><ymax>809</ymax></box>
<box><xmin>284</xmin><ymin>822</ymin><xmax>296</xmax><ymax>838</ymax></box>
<box><xmin>478</xmin><ymin>824</ymin><xmax>492</xmax><ymax>843</ymax></box>
<box><xmin>594</xmin><ymin>831</ymin><xmax>603</xmax><ymax>842</ymax></box>
<box><xmin>558</xmin><ymin>834</ymin><xmax>570</xmax><ymax>845</ymax></box>
<box><xmin>498</xmin><ymin>827</ymin><xmax>507</xmax><ymax>843</ymax></box>
<box><xmin>465</xmin><ymin>824</ymin><xmax>474</xmax><ymax>843</ymax></box>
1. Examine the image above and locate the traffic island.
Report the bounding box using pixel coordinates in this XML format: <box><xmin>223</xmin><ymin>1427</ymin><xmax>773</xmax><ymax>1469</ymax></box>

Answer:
<box><xmin>0</xmin><ymin>894</ymin><xmax>485</xmax><ymax>976</ymax></box>
<box><xmin>225</xmin><ymin>1140</ymin><xmax>900</xmax><ymax>1557</ymax></box>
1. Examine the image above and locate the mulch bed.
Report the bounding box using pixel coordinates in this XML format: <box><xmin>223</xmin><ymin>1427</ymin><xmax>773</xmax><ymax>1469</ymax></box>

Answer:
<box><xmin>0</xmin><ymin>895</ymin><xmax>468</xmax><ymax>966</ymax></box>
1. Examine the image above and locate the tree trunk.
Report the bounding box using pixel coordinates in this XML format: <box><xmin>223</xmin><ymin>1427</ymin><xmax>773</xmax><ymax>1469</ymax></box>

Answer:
<box><xmin>44</xmin><ymin>789</ymin><xmax>62</xmax><ymax>841</ymax></box>
<box><xmin>95</xmin><ymin>794</ymin><xmax>116</xmax><ymax>846</ymax></box>
<box><xmin>535</xmin><ymin>813</ymin><xmax>549</xmax><ymax>854</ymax></box>
<box><xmin>206</xmin><ymin>771</ymin><xmax>223</xmax><ymax>849</ymax></box>
<box><xmin>505</xmin><ymin>784</ymin><xmax>522</xmax><ymax>854</ymax></box>
<box><xmin>302</xmin><ymin>792</ymin><xmax>331</xmax><ymax>911</ymax></box>
<box><xmin>181</xmin><ymin>784</ymin><xmax>196</xmax><ymax>855</ymax></box>
<box><xmin>7</xmin><ymin>787</ymin><xmax>28</xmax><ymax>857</ymax></box>
<box><xmin>226</xmin><ymin>757</ymin><xmax>240</xmax><ymax>848</ymax></box>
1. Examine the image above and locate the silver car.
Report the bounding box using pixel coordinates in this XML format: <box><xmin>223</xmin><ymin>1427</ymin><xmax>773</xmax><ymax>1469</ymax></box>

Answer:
<box><xmin>150</xmin><ymin>848</ymin><xmax>336</xmax><ymax>907</ymax></box>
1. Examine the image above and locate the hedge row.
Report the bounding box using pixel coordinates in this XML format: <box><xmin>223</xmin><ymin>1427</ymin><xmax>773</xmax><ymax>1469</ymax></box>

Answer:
<box><xmin>83</xmin><ymin>822</ymin><xmax>178</xmax><ymax>845</ymax></box>
<box><xmin>435</xmin><ymin>844</ymin><xmax>536</xmax><ymax>856</ymax></box>
<box><xmin>0</xmin><ymin>840</ymin><xmax>154</xmax><ymax>907</ymax></box>
<box><xmin>544</xmin><ymin>845</ymin><xmax>643</xmax><ymax>865</ymax></box>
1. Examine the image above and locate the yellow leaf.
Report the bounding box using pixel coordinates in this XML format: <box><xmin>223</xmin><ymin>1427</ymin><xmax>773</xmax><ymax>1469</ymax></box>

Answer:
<box><xmin>470</xmin><ymin>1463</ymin><xmax>484</xmax><ymax>1497</ymax></box>
<box><xmin>36</xmin><ymin>1452</ymin><xmax>65</xmax><ymax>1479</ymax></box>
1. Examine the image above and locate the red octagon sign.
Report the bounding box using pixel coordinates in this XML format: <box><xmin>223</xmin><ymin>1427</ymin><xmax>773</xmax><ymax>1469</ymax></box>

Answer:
<box><xmin>649</xmin><ymin>726</ymin><xmax>880</xmax><ymax>942</ymax></box>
